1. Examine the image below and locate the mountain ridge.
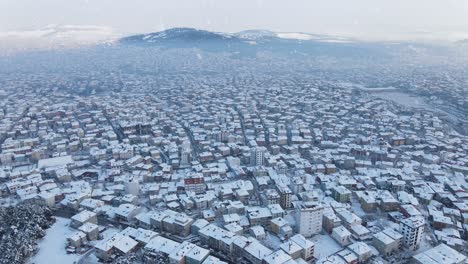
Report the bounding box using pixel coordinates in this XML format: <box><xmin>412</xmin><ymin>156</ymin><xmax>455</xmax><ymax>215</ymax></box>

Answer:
<box><xmin>120</xmin><ymin>27</ymin><xmax>355</xmax><ymax>45</ymax></box>
<box><xmin>118</xmin><ymin>27</ymin><xmax>428</xmax><ymax>59</ymax></box>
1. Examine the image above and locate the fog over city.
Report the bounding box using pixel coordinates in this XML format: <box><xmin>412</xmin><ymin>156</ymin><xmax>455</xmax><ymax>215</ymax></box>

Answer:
<box><xmin>1</xmin><ymin>0</ymin><xmax>468</xmax><ymax>49</ymax></box>
<box><xmin>0</xmin><ymin>2</ymin><xmax>467</xmax><ymax>264</ymax></box>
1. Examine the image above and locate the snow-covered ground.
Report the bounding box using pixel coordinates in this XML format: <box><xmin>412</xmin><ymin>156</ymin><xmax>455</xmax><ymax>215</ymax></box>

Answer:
<box><xmin>277</xmin><ymin>32</ymin><xmax>315</xmax><ymax>40</ymax></box>
<box><xmin>351</xmin><ymin>199</ymin><xmax>367</xmax><ymax>217</ymax></box>
<box><xmin>28</xmin><ymin>217</ymin><xmax>81</xmax><ymax>264</ymax></box>
<box><xmin>312</xmin><ymin>234</ymin><xmax>342</xmax><ymax>259</ymax></box>
<box><xmin>284</xmin><ymin>212</ymin><xmax>296</xmax><ymax>227</ymax></box>
<box><xmin>263</xmin><ymin>232</ymin><xmax>282</xmax><ymax>250</ymax></box>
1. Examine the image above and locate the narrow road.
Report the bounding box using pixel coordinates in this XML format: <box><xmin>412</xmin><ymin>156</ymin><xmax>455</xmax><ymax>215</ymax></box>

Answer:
<box><xmin>103</xmin><ymin>110</ymin><xmax>125</xmax><ymax>142</ymax></box>
<box><xmin>182</xmin><ymin>123</ymin><xmax>200</xmax><ymax>160</ymax></box>
<box><xmin>234</xmin><ymin>106</ymin><xmax>247</xmax><ymax>145</ymax></box>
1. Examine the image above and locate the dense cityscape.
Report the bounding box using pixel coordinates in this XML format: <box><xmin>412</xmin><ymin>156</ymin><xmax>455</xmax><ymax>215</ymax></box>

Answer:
<box><xmin>0</xmin><ymin>27</ymin><xmax>467</xmax><ymax>264</ymax></box>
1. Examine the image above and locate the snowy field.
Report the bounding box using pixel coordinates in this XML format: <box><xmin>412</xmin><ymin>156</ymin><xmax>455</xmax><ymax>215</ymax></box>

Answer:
<box><xmin>312</xmin><ymin>234</ymin><xmax>342</xmax><ymax>259</ymax></box>
<box><xmin>28</xmin><ymin>217</ymin><xmax>82</xmax><ymax>264</ymax></box>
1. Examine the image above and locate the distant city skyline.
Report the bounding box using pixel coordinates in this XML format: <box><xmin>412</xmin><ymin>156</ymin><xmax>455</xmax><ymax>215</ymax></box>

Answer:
<box><xmin>1</xmin><ymin>0</ymin><xmax>468</xmax><ymax>42</ymax></box>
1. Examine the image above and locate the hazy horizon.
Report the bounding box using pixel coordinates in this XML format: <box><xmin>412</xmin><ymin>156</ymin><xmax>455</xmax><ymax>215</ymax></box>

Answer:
<box><xmin>1</xmin><ymin>0</ymin><xmax>468</xmax><ymax>45</ymax></box>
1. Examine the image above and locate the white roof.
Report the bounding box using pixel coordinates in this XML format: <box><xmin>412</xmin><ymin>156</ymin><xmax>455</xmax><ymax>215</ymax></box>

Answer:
<box><xmin>290</xmin><ymin>234</ymin><xmax>314</xmax><ymax>249</ymax></box>
<box><xmin>68</xmin><ymin>231</ymin><xmax>86</xmax><ymax>241</ymax></box>
<box><xmin>145</xmin><ymin>236</ymin><xmax>180</xmax><ymax>255</ymax></box>
<box><xmin>249</xmin><ymin>225</ymin><xmax>265</xmax><ymax>236</ymax></box>
<box><xmin>169</xmin><ymin>241</ymin><xmax>195</xmax><ymax>262</ymax></box>
<box><xmin>350</xmin><ymin>224</ymin><xmax>370</xmax><ymax>235</ymax></box>
<box><xmin>413</xmin><ymin>244</ymin><xmax>466</xmax><ymax>264</ymax></box>
<box><xmin>38</xmin><ymin>155</ymin><xmax>73</xmax><ymax>168</ymax></box>
<box><xmin>185</xmin><ymin>244</ymin><xmax>210</xmax><ymax>262</ymax></box>
<box><xmin>244</xmin><ymin>241</ymin><xmax>273</xmax><ymax>260</ymax></box>
<box><xmin>333</xmin><ymin>226</ymin><xmax>351</xmax><ymax>237</ymax></box>
<box><xmin>280</xmin><ymin>241</ymin><xmax>302</xmax><ymax>254</ymax></box>
<box><xmin>225</xmin><ymin>223</ymin><xmax>243</xmax><ymax>233</ymax></box>
<box><xmin>71</xmin><ymin>210</ymin><xmax>96</xmax><ymax>223</ymax></box>
<box><xmin>263</xmin><ymin>250</ymin><xmax>293</xmax><ymax>264</ymax></box>
<box><xmin>400</xmin><ymin>215</ymin><xmax>425</xmax><ymax>228</ymax></box>
<box><xmin>78</xmin><ymin>222</ymin><xmax>98</xmax><ymax>233</ymax></box>
<box><xmin>202</xmin><ymin>256</ymin><xmax>228</xmax><ymax>264</ymax></box>
<box><xmin>316</xmin><ymin>255</ymin><xmax>347</xmax><ymax>264</ymax></box>
<box><xmin>348</xmin><ymin>242</ymin><xmax>371</xmax><ymax>256</ymax></box>
<box><xmin>373</xmin><ymin>232</ymin><xmax>394</xmax><ymax>245</ymax></box>
<box><xmin>114</xmin><ymin>235</ymin><xmax>138</xmax><ymax>253</ymax></box>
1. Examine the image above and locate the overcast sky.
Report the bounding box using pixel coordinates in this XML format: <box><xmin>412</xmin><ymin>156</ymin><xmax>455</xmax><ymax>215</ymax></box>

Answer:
<box><xmin>1</xmin><ymin>0</ymin><xmax>468</xmax><ymax>41</ymax></box>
